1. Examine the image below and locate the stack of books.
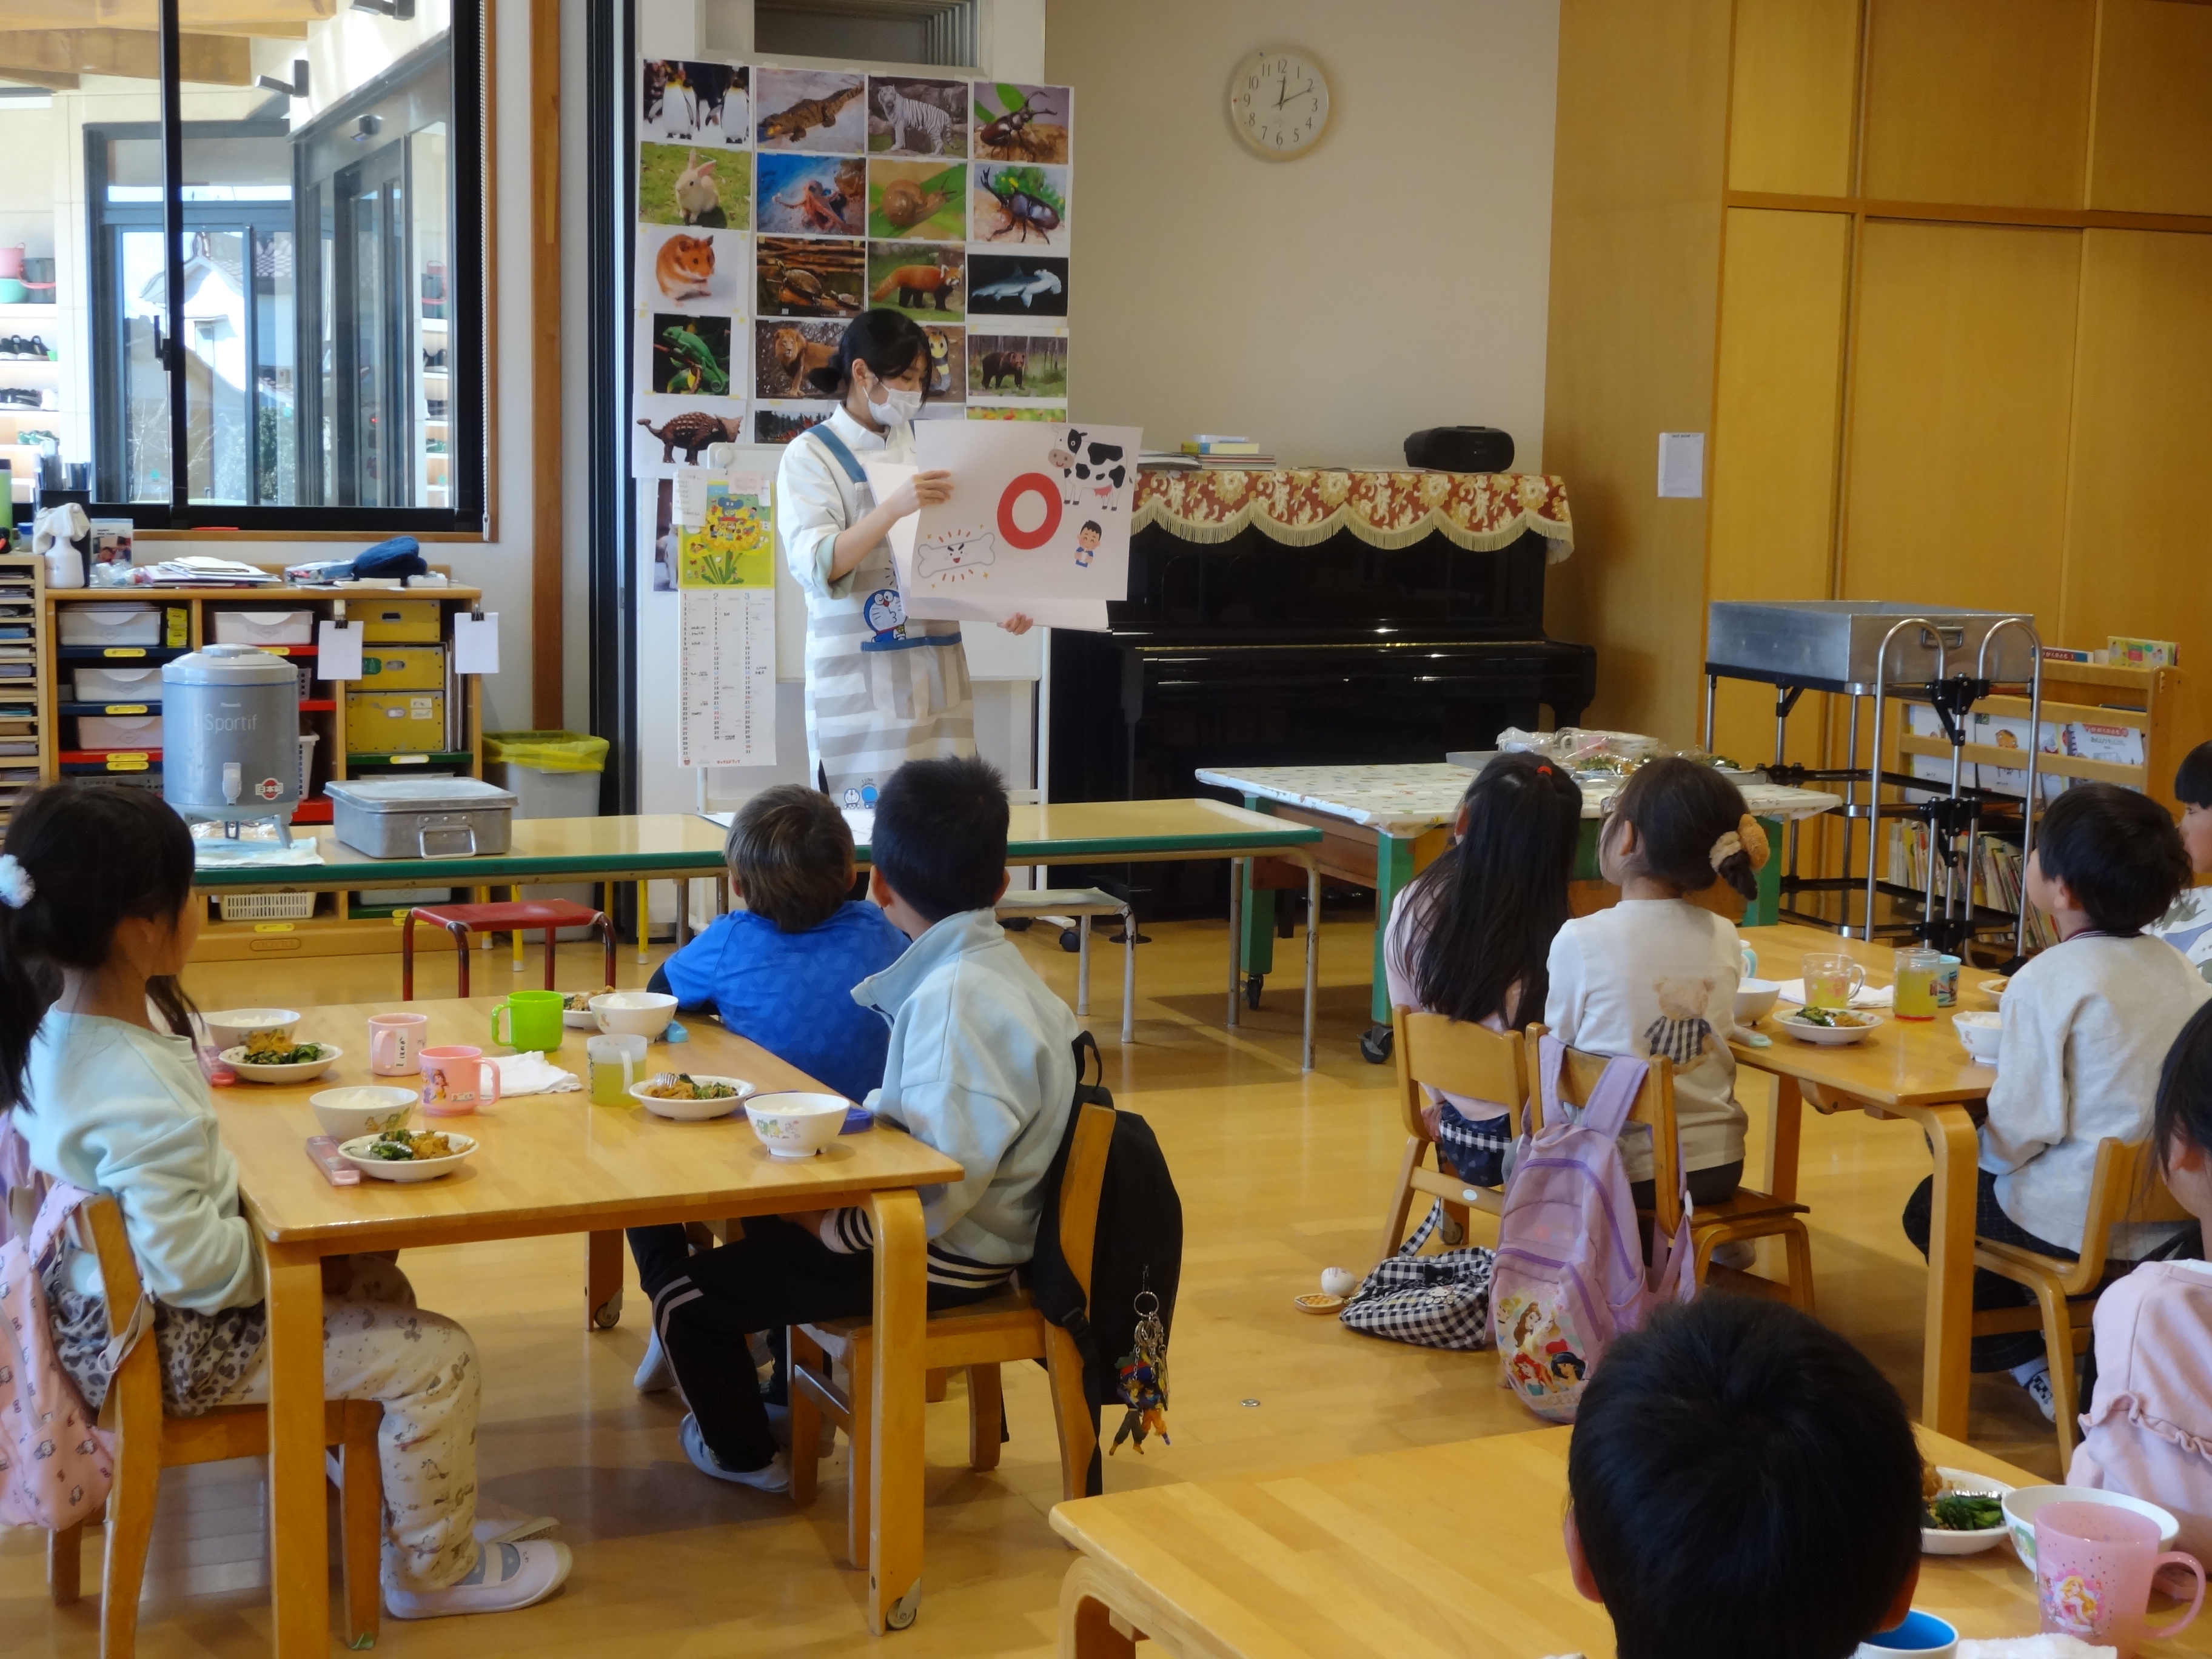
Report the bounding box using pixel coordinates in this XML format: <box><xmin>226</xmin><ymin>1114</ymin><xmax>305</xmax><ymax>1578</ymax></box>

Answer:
<box><xmin>1884</xmin><ymin>823</ymin><xmax>2055</xmax><ymax>951</ymax></box>
<box><xmin>1137</xmin><ymin>450</ymin><xmax>1199</xmax><ymax>472</ymax></box>
<box><xmin>1181</xmin><ymin>435</ymin><xmax>1275</xmax><ymax>470</ymax></box>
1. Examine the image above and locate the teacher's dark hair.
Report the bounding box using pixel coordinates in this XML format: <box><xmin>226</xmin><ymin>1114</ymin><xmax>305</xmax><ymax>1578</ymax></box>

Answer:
<box><xmin>1569</xmin><ymin>1297</ymin><xmax>1923</xmax><ymax>1659</ymax></box>
<box><xmin>1397</xmin><ymin>751</ymin><xmax>1583</xmax><ymax>1029</ymax></box>
<box><xmin>0</xmin><ymin>782</ymin><xmax>200</xmax><ymax>1111</ymax></box>
<box><xmin>809</xmin><ymin>308</ymin><xmax>932</xmax><ymax>400</ymax></box>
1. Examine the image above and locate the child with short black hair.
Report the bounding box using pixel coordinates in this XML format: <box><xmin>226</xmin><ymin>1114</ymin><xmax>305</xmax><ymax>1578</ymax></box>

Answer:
<box><xmin>1566</xmin><ymin>1297</ymin><xmax>1924</xmax><ymax>1659</ymax></box>
<box><xmin>1902</xmin><ymin>781</ymin><xmax>2208</xmax><ymax>1416</ymax></box>
<box><xmin>1544</xmin><ymin>756</ymin><xmax>1764</xmax><ymax>1207</ymax></box>
<box><xmin>2147</xmin><ymin>740</ymin><xmax>2212</xmax><ymax>981</ymax></box>
<box><xmin>646</xmin><ymin>783</ymin><xmax>905</xmax><ymax>1102</ymax></box>
<box><xmin>632</xmin><ymin>755</ymin><xmax>1077</xmax><ymax>1492</ymax></box>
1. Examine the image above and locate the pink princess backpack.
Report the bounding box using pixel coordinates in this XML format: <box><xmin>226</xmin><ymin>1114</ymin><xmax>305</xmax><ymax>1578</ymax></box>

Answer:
<box><xmin>1</xmin><ymin>1112</ymin><xmax>121</xmax><ymax>1530</ymax></box>
<box><xmin>1489</xmin><ymin>1035</ymin><xmax>1695</xmax><ymax>1422</ymax></box>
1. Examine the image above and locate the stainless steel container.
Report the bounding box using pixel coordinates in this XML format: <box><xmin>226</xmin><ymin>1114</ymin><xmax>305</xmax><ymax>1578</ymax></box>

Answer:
<box><xmin>1705</xmin><ymin>602</ymin><xmax>2038</xmax><ymax>692</ymax></box>
<box><xmin>161</xmin><ymin>644</ymin><xmax>301</xmax><ymax>825</ymax></box>
<box><xmin>324</xmin><ymin>777</ymin><xmax>517</xmax><ymax>859</ymax></box>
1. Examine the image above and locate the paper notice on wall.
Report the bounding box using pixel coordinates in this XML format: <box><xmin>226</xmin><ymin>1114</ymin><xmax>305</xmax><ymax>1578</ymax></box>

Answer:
<box><xmin>452</xmin><ymin>612</ymin><xmax>500</xmax><ymax>676</ymax></box>
<box><xmin>677</xmin><ymin>588</ymin><xmax>776</xmax><ymax>767</ymax></box>
<box><xmin>316</xmin><ymin>618</ymin><xmax>363</xmax><ymax>681</ymax></box>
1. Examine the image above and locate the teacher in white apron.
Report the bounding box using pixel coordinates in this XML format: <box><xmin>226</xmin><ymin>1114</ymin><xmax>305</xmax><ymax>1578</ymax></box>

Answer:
<box><xmin>777</xmin><ymin>309</ymin><xmax>1032</xmax><ymax>807</ymax></box>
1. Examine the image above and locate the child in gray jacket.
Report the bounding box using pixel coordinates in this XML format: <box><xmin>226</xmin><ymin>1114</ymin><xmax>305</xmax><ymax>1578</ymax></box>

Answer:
<box><xmin>634</xmin><ymin>755</ymin><xmax>1076</xmax><ymax>1492</ymax></box>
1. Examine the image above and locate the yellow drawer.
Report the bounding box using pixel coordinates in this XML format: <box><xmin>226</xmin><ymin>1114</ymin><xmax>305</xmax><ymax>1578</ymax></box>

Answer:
<box><xmin>346</xmin><ymin>690</ymin><xmax>446</xmax><ymax>752</ymax></box>
<box><xmin>358</xmin><ymin>599</ymin><xmax>442</xmax><ymax>643</ymax></box>
<box><xmin>358</xmin><ymin>645</ymin><xmax>446</xmax><ymax>691</ymax></box>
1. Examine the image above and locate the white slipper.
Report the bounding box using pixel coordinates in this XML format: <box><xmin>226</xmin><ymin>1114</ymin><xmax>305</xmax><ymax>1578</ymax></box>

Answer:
<box><xmin>634</xmin><ymin>1327</ymin><xmax>677</xmax><ymax>1395</ymax></box>
<box><xmin>384</xmin><ymin>1539</ymin><xmax>573</xmax><ymax>1620</ymax></box>
<box><xmin>680</xmin><ymin>1413</ymin><xmax>790</xmax><ymax>1492</ymax></box>
<box><xmin>473</xmin><ymin>1500</ymin><xmax>560</xmax><ymax>1544</ymax></box>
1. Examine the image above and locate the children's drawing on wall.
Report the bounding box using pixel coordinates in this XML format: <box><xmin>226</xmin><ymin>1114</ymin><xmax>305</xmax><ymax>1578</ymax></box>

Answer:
<box><xmin>754</xmin><ymin>403</ymin><xmax>832</xmax><ymax>445</ymax></box>
<box><xmin>867</xmin><ymin>76</ymin><xmax>969</xmax><ymax>157</ymax></box>
<box><xmin>635</xmin><ymin>225</ymin><xmax>745</xmax><ymax>313</ymax></box>
<box><xmin>632</xmin><ymin>395</ymin><xmax>745</xmax><ymax>469</ymax></box>
<box><xmin>966</xmin><ymin>253</ymin><xmax>1068</xmax><ymax>317</ymax></box>
<box><xmin>756</xmin><ymin>153</ymin><xmax>866</xmax><ymax>236</ymax></box>
<box><xmin>973</xmin><ymin>81</ymin><xmax>1070</xmax><ymax>164</ymax></box>
<box><xmin>866</xmin><ymin>243</ymin><xmax>964</xmax><ymax>320</ymax></box>
<box><xmin>756</xmin><ymin>236</ymin><xmax>865</xmax><ymax>317</ymax></box>
<box><xmin>641</xmin><ymin>60</ymin><xmax>748</xmax><ymax>145</ymax></box>
<box><xmin>923</xmin><ymin>324</ymin><xmax>965</xmax><ymax>404</ymax></box>
<box><xmin>639</xmin><ymin>143</ymin><xmax>749</xmax><ymax>229</ymax></box>
<box><xmin>972</xmin><ymin>166</ymin><xmax>1068</xmax><ymax>249</ymax></box>
<box><xmin>648</xmin><ymin>314</ymin><xmax>734</xmax><ymax>396</ymax></box>
<box><xmin>756</xmin><ymin>319</ymin><xmax>843</xmax><ymax>400</ymax></box>
<box><xmin>754</xmin><ymin>69</ymin><xmax>868</xmax><ymax>153</ymax></box>
<box><xmin>968</xmin><ymin>332</ymin><xmax>1065</xmax><ymax>401</ymax></box>
<box><xmin>677</xmin><ymin>479</ymin><xmax>774</xmax><ymax>589</ymax></box>
<box><xmin>893</xmin><ymin>420</ymin><xmax>1140</xmax><ymax>629</ymax></box>
<box><xmin>866</xmin><ymin>159</ymin><xmax>965</xmax><ymax>241</ymax></box>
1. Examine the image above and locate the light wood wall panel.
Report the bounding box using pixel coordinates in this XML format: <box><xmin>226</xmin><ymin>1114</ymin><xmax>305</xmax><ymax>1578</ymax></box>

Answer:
<box><xmin>1725</xmin><ymin>0</ymin><xmax>1860</xmax><ymax>197</ymax></box>
<box><xmin>1860</xmin><ymin>0</ymin><xmax>2094</xmax><ymax>209</ymax></box>
<box><xmin>2087</xmin><ymin>0</ymin><xmax>2212</xmax><ymax>216</ymax></box>
<box><xmin>1706</xmin><ymin>207</ymin><xmax>1851</xmax><ymax>763</ymax></box>
<box><xmin>2060</xmin><ymin>230</ymin><xmax>2212</xmax><ymax>746</ymax></box>
<box><xmin>1841</xmin><ymin>221</ymin><xmax>2080</xmax><ymax>625</ymax></box>
<box><xmin>1543</xmin><ymin>0</ymin><xmax>1734</xmax><ymax>745</ymax></box>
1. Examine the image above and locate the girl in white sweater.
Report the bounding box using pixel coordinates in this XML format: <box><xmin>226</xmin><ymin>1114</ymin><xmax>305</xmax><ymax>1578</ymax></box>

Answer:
<box><xmin>0</xmin><ymin>784</ymin><xmax>569</xmax><ymax>1618</ymax></box>
<box><xmin>1544</xmin><ymin>757</ymin><xmax>1763</xmax><ymax>1211</ymax></box>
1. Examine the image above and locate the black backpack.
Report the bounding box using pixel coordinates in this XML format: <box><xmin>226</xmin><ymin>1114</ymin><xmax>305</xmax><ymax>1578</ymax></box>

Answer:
<box><xmin>1025</xmin><ymin>1031</ymin><xmax>1183</xmax><ymax>1495</ymax></box>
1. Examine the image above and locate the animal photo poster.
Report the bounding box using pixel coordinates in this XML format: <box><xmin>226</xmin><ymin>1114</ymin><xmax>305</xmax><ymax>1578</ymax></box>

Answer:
<box><xmin>974</xmin><ymin>82</ymin><xmax>1069</xmax><ymax>164</ymax></box>
<box><xmin>756</xmin><ymin>236</ymin><xmax>865</xmax><ymax>318</ymax></box>
<box><xmin>754</xmin><ymin>69</ymin><xmax>868</xmax><ymax>153</ymax></box>
<box><xmin>638</xmin><ymin>142</ymin><xmax>749</xmax><ymax>229</ymax></box>
<box><xmin>896</xmin><ymin>420</ymin><xmax>1138</xmax><ymax>628</ymax></box>
<box><xmin>867</xmin><ymin>76</ymin><xmax>969</xmax><ymax>156</ymax></box>
<box><xmin>635</xmin><ymin>224</ymin><xmax>745</xmax><ymax>315</ymax></box>
<box><xmin>641</xmin><ymin>61</ymin><xmax>748</xmax><ymax>146</ymax></box>
<box><xmin>756</xmin><ymin>153</ymin><xmax>865</xmax><ymax>236</ymax></box>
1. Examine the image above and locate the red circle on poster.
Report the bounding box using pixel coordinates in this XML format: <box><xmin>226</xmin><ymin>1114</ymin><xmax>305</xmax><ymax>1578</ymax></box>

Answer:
<box><xmin>996</xmin><ymin>472</ymin><xmax>1062</xmax><ymax>551</ymax></box>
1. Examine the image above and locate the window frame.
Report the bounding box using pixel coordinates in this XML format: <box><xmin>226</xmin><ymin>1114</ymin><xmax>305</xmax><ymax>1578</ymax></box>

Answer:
<box><xmin>76</xmin><ymin>0</ymin><xmax>486</xmax><ymax>534</ymax></box>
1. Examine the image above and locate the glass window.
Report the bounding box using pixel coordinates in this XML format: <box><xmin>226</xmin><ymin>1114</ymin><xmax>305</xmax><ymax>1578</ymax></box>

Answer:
<box><xmin>5</xmin><ymin>0</ymin><xmax>484</xmax><ymax>529</ymax></box>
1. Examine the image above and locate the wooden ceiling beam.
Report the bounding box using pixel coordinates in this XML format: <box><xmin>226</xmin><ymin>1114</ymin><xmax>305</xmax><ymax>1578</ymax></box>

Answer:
<box><xmin>0</xmin><ymin>27</ymin><xmax>252</xmax><ymax>84</ymax></box>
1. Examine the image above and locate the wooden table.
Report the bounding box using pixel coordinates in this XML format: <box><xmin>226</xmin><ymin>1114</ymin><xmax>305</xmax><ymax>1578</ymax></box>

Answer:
<box><xmin>1193</xmin><ymin>762</ymin><xmax>1840</xmax><ymax>1031</ymax></box>
<box><xmin>213</xmin><ymin>997</ymin><xmax>964</xmax><ymax>1648</ymax></box>
<box><xmin>195</xmin><ymin>800</ymin><xmax>1333</xmax><ymax>1067</ymax></box>
<box><xmin>1051</xmin><ymin>1426</ymin><xmax>2083</xmax><ymax>1658</ymax></box>
<box><xmin>1732</xmin><ymin>923</ymin><xmax>2002</xmax><ymax>1438</ymax></box>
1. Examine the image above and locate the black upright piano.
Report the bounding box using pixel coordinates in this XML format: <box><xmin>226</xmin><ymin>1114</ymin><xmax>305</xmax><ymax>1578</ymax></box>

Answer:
<box><xmin>1047</xmin><ymin>520</ymin><xmax>1597</xmax><ymax>913</ymax></box>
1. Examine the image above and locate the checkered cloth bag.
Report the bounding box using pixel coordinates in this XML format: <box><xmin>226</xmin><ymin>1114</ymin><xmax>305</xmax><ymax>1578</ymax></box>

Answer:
<box><xmin>1337</xmin><ymin>1203</ymin><xmax>1496</xmax><ymax>1350</ymax></box>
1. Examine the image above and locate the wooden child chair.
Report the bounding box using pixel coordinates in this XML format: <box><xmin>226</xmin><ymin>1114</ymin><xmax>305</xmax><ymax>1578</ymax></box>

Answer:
<box><xmin>1375</xmin><ymin>1005</ymin><xmax>1530</xmax><ymax>1263</ymax></box>
<box><xmin>786</xmin><ymin>1101</ymin><xmax>1117</xmax><ymax>1570</ymax></box>
<box><xmin>1972</xmin><ymin>1135</ymin><xmax>2188</xmax><ymax>1463</ymax></box>
<box><xmin>1521</xmin><ymin>1026</ymin><xmax>1815</xmax><ymax>1309</ymax></box>
<box><xmin>44</xmin><ymin>1195</ymin><xmax>386</xmax><ymax>1655</ymax></box>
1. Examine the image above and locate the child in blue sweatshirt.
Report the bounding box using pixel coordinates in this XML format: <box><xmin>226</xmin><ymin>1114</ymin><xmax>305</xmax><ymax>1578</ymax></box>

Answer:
<box><xmin>632</xmin><ymin>756</ymin><xmax>1076</xmax><ymax>1492</ymax></box>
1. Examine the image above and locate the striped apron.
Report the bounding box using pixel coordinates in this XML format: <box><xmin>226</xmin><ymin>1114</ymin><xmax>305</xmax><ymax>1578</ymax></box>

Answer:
<box><xmin>800</xmin><ymin>424</ymin><xmax>974</xmax><ymax>806</ymax></box>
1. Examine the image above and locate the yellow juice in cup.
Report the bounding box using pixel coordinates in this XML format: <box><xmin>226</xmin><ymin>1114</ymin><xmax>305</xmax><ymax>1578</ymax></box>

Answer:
<box><xmin>1894</xmin><ymin>947</ymin><xmax>1940</xmax><ymax>1021</ymax></box>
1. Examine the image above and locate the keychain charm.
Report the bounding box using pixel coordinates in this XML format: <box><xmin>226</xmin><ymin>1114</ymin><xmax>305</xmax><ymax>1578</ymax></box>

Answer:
<box><xmin>1110</xmin><ymin>1273</ymin><xmax>1170</xmax><ymax>1456</ymax></box>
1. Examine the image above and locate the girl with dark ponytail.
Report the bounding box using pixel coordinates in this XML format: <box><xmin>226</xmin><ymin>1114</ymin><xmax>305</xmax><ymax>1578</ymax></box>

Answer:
<box><xmin>1383</xmin><ymin>751</ymin><xmax>1585</xmax><ymax>1187</ymax></box>
<box><xmin>2</xmin><ymin>782</ymin><xmax>573</xmax><ymax>1617</ymax></box>
<box><xmin>1545</xmin><ymin>756</ymin><xmax>1771</xmax><ymax>1210</ymax></box>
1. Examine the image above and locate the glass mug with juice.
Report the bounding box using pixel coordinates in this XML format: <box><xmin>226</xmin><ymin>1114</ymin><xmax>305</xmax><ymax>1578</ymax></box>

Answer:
<box><xmin>1801</xmin><ymin>953</ymin><xmax>1866</xmax><ymax>1011</ymax></box>
<box><xmin>1895</xmin><ymin>947</ymin><xmax>1942</xmax><ymax>1021</ymax></box>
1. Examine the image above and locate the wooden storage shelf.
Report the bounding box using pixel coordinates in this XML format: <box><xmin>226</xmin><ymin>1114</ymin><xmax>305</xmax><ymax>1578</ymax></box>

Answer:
<box><xmin>41</xmin><ymin>575</ymin><xmax>490</xmax><ymax>961</ymax></box>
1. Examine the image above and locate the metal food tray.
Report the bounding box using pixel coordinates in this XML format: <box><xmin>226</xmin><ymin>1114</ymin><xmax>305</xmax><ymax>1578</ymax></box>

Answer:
<box><xmin>1705</xmin><ymin>602</ymin><xmax>2039</xmax><ymax>694</ymax></box>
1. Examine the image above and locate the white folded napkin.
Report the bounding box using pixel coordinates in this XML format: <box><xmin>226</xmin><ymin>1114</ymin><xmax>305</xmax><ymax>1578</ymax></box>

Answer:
<box><xmin>1775</xmin><ymin>978</ymin><xmax>1894</xmax><ymax>1010</ymax></box>
<box><xmin>1959</xmin><ymin>1638</ymin><xmax>2113</xmax><ymax>1659</ymax></box>
<box><xmin>491</xmin><ymin>1051</ymin><xmax>581</xmax><ymax>1095</ymax></box>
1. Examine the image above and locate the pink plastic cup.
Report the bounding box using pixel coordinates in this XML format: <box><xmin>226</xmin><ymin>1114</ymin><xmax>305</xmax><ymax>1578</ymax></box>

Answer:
<box><xmin>2036</xmin><ymin>1500</ymin><xmax>2206</xmax><ymax>1659</ymax></box>
<box><xmin>419</xmin><ymin>1045</ymin><xmax>500</xmax><ymax>1117</ymax></box>
<box><xmin>368</xmin><ymin>1011</ymin><xmax>429</xmax><ymax>1076</ymax></box>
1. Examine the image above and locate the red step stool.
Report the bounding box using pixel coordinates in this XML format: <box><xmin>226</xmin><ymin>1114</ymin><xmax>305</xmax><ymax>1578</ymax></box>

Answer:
<box><xmin>402</xmin><ymin>900</ymin><xmax>617</xmax><ymax>1000</ymax></box>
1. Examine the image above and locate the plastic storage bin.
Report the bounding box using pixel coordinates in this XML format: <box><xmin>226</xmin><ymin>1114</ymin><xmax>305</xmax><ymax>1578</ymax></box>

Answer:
<box><xmin>346</xmin><ymin>690</ymin><xmax>446</xmax><ymax>753</ymax></box>
<box><xmin>360</xmin><ymin>645</ymin><xmax>446</xmax><ymax>690</ymax></box>
<box><xmin>73</xmin><ymin>665</ymin><xmax>162</xmax><ymax>702</ymax></box>
<box><xmin>79</xmin><ymin>712</ymin><xmax>163</xmax><ymax>749</ymax></box>
<box><xmin>58</xmin><ymin>605</ymin><xmax>159</xmax><ymax>646</ymax></box>
<box><xmin>360</xmin><ymin>600</ymin><xmax>441</xmax><ymax>643</ymax></box>
<box><xmin>218</xmin><ymin>890</ymin><xmax>317</xmax><ymax>922</ymax></box>
<box><xmin>212</xmin><ymin>611</ymin><xmax>314</xmax><ymax>646</ymax></box>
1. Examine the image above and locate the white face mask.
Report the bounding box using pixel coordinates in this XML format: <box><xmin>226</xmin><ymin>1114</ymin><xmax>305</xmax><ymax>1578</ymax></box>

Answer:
<box><xmin>868</xmin><ymin>381</ymin><xmax>925</xmax><ymax>424</ymax></box>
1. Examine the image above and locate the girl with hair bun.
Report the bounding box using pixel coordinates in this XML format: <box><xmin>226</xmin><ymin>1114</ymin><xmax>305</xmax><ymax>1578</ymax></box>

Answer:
<box><xmin>1543</xmin><ymin>757</ymin><xmax>1768</xmax><ymax>1210</ymax></box>
<box><xmin>776</xmin><ymin>307</ymin><xmax>1033</xmax><ymax>806</ymax></box>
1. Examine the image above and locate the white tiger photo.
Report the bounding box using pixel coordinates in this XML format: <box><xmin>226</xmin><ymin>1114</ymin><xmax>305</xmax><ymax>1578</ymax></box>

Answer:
<box><xmin>867</xmin><ymin>76</ymin><xmax>968</xmax><ymax>158</ymax></box>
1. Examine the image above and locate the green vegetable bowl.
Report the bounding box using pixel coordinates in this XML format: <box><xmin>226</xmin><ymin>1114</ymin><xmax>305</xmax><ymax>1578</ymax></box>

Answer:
<box><xmin>1923</xmin><ymin>1467</ymin><xmax>2014</xmax><ymax>1555</ymax></box>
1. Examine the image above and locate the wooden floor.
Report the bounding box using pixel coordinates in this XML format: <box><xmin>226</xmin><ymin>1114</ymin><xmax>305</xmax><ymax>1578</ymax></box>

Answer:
<box><xmin>2</xmin><ymin>908</ymin><xmax>2066</xmax><ymax>1657</ymax></box>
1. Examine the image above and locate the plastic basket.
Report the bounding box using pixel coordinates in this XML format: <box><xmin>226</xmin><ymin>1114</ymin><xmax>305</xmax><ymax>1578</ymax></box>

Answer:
<box><xmin>218</xmin><ymin>890</ymin><xmax>317</xmax><ymax>922</ymax></box>
<box><xmin>483</xmin><ymin>731</ymin><xmax>609</xmax><ymax>774</ymax></box>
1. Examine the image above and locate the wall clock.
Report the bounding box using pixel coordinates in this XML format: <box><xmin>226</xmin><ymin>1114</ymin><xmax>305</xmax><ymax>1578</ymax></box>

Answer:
<box><xmin>1228</xmin><ymin>47</ymin><xmax>1330</xmax><ymax>158</ymax></box>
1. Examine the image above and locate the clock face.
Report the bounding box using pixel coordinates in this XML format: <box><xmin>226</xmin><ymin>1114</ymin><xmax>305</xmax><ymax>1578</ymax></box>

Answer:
<box><xmin>1229</xmin><ymin>49</ymin><xmax>1330</xmax><ymax>158</ymax></box>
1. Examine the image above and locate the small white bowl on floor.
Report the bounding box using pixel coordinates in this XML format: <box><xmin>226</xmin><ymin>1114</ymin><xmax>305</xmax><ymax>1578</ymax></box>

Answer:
<box><xmin>743</xmin><ymin>1091</ymin><xmax>850</xmax><ymax>1159</ymax></box>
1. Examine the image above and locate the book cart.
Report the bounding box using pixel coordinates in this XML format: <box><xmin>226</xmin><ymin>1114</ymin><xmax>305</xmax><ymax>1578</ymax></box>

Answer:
<box><xmin>39</xmin><ymin>580</ymin><xmax>488</xmax><ymax>961</ymax></box>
